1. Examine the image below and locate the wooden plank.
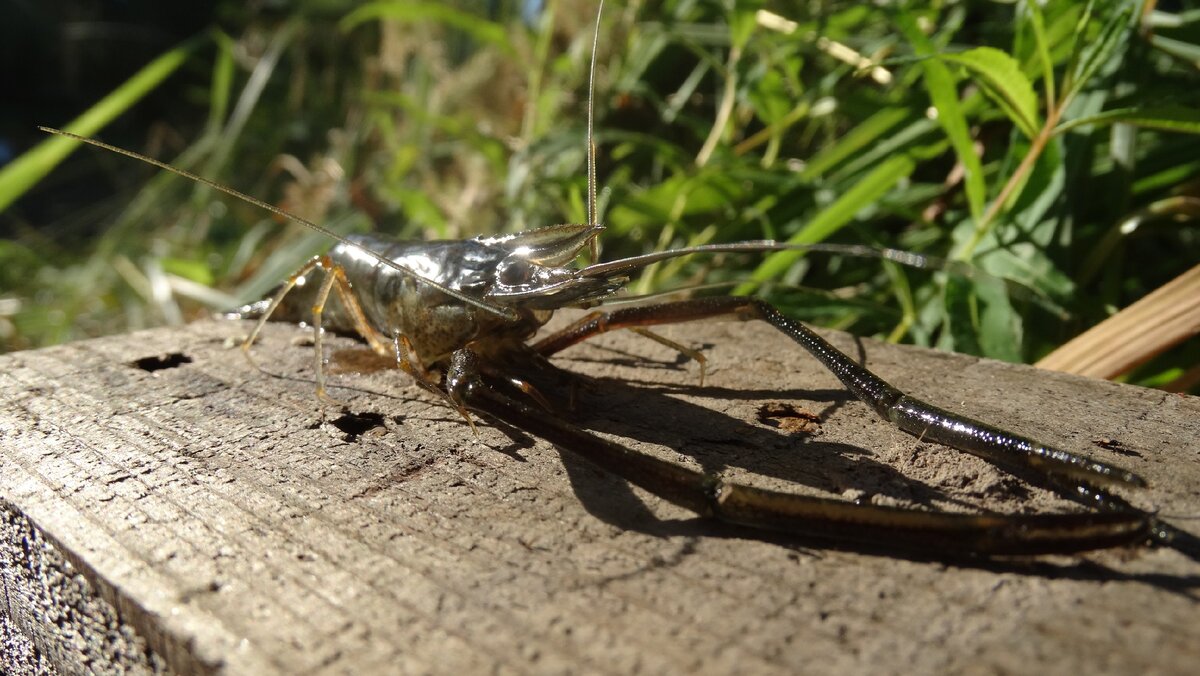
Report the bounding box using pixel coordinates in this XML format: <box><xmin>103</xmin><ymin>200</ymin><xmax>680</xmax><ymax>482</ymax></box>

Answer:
<box><xmin>1</xmin><ymin>315</ymin><xmax>1198</xmax><ymax>675</ymax></box>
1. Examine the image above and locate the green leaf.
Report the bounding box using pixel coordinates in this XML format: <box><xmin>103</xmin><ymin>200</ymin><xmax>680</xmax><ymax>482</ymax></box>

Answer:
<box><xmin>943</xmin><ymin>47</ymin><xmax>1041</xmax><ymax>139</ymax></box>
<box><xmin>607</xmin><ymin>170</ymin><xmax>749</xmax><ymax>234</ymax></box>
<box><xmin>737</xmin><ymin>153</ymin><xmax>917</xmax><ymax>292</ymax></box>
<box><xmin>340</xmin><ymin>2</ymin><xmax>513</xmax><ymax>56</ymax></box>
<box><xmin>747</xmin><ymin>69</ymin><xmax>791</xmax><ymax>126</ymax></box>
<box><xmin>1024</xmin><ymin>2</ymin><xmax>1056</xmax><ymax>109</ymax></box>
<box><xmin>0</xmin><ymin>35</ymin><xmax>202</xmax><ymax>214</ymax></box>
<box><xmin>729</xmin><ymin>5</ymin><xmax>758</xmax><ymax>51</ymax></box>
<box><xmin>1054</xmin><ymin>105</ymin><xmax>1200</xmax><ymax>135</ymax></box>
<box><xmin>942</xmin><ymin>276</ymin><xmax>982</xmax><ymax>356</ymax></box>
<box><xmin>897</xmin><ymin>12</ymin><xmax>986</xmax><ymax>222</ymax></box>
<box><xmin>1063</xmin><ymin>3</ymin><xmax>1134</xmax><ymax>105</ymax></box>
<box><xmin>1005</xmin><ymin>133</ymin><xmax>1066</xmax><ymax>248</ymax></box>
<box><xmin>945</xmin><ymin>130</ymin><xmax>1075</xmax><ymax>315</ymax></box>
<box><xmin>940</xmin><ymin>275</ymin><xmax>1022</xmax><ymax>362</ymax></box>
<box><xmin>975</xmin><ymin>276</ymin><xmax>1023</xmax><ymax>362</ymax></box>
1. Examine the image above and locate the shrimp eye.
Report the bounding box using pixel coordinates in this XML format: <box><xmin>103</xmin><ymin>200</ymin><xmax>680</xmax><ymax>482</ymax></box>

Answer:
<box><xmin>498</xmin><ymin>259</ymin><xmax>533</xmax><ymax>287</ymax></box>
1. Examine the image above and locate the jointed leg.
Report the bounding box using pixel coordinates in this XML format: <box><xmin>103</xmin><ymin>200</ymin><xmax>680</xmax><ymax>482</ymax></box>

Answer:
<box><xmin>309</xmin><ymin>266</ymin><xmax>342</xmax><ymax>401</ymax></box>
<box><xmin>535</xmin><ymin>297</ymin><xmax>1146</xmax><ymax>498</ymax></box>
<box><xmin>244</xmin><ymin>254</ymin><xmax>392</xmax><ymax>401</ymax></box>
<box><xmin>446</xmin><ymin>347</ymin><xmax>1152</xmax><ymax>556</ymax></box>
<box><xmin>243</xmin><ymin>255</ymin><xmax>324</xmax><ymax>366</ymax></box>
<box><xmin>394</xmin><ymin>334</ymin><xmax>479</xmax><ymax>434</ymax></box>
<box><xmin>629</xmin><ymin>327</ymin><xmax>708</xmax><ymax>385</ymax></box>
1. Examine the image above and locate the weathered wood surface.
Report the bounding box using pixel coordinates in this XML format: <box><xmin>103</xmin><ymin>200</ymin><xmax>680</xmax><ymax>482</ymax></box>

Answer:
<box><xmin>1</xmin><ymin>315</ymin><xmax>1198</xmax><ymax>675</ymax></box>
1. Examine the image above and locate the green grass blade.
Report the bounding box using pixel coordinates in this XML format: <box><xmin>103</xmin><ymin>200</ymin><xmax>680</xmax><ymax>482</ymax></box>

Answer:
<box><xmin>1148</xmin><ymin>34</ymin><xmax>1200</xmax><ymax>65</ymax></box>
<box><xmin>207</xmin><ymin>31</ymin><xmax>236</xmax><ymax>134</ymax></box>
<box><xmin>0</xmin><ymin>34</ymin><xmax>203</xmax><ymax>214</ymax></box>
<box><xmin>830</xmin><ymin>118</ymin><xmax>938</xmax><ymax>181</ymax></box>
<box><xmin>798</xmin><ymin>107</ymin><xmax>911</xmax><ymax>180</ymax></box>
<box><xmin>1025</xmin><ymin>3</ymin><xmax>1056</xmax><ymax>111</ymax></box>
<box><xmin>1063</xmin><ymin>3</ymin><xmax>1134</xmax><ymax>105</ymax></box>
<box><xmin>897</xmin><ymin>12</ymin><xmax>986</xmax><ymax>222</ymax></box>
<box><xmin>1054</xmin><ymin>105</ymin><xmax>1200</xmax><ymax>135</ymax></box>
<box><xmin>736</xmin><ymin>153</ymin><xmax>917</xmax><ymax>293</ymax></box>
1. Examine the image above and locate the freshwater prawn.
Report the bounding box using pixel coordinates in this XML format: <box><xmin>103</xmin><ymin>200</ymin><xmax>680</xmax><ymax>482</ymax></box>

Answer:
<box><xmin>41</xmin><ymin>2</ymin><xmax>1195</xmax><ymax>559</ymax></box>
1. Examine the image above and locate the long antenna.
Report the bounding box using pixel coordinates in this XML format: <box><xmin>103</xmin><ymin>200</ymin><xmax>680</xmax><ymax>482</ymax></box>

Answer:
<box><xmin>40</xmin><ymin>127</ymin><xmax>519</xmax><ymax>320</ymax></box>
<box><xmin>585</xmin><ymin>0</ymin><xmax>605</xmax><ymax>262</ymax></box>
<box><xmin>579</xmin><ymin>242</ymin><xmax>938</xmax><ymax>278</ymax></box>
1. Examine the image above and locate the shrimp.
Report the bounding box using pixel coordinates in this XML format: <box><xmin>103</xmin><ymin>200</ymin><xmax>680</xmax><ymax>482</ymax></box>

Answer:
<box><xmin>39</xmin><ymin>0</ymin><xmax>1195</xmax><ymax>559</ymax></box>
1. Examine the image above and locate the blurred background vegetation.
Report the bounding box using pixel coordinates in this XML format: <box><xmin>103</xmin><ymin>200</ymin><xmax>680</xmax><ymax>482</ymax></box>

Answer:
<box><xmin>1</xmin><ymin>0</ymin><xmax>1198</xmax><ymax>393</ymax></box>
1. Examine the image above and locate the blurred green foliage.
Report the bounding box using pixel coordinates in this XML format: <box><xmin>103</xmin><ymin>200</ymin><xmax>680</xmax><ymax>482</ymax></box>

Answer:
<box><xmin>1</xmin><ymin>0</ymin><xmax>1198</xmax><ymax>392</ymax></box>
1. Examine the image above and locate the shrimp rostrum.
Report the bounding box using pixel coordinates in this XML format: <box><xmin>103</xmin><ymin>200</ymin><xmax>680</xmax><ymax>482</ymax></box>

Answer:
<box><xmin>40</xmin><ymin>5</ymin><xmax>1194</xmax><ymax>560</ymax></box>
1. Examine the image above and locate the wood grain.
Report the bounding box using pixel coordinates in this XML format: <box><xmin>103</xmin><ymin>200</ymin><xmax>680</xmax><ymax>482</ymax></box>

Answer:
<box><xmin>1036</xmin><ymin>262</ymin><xmax>1200</xmax><ymax>380</ymax></box>
<box><xmin>2</xmin><ymin>315</ymin><xmax>1198</xmax><ymax>675</ymax></box>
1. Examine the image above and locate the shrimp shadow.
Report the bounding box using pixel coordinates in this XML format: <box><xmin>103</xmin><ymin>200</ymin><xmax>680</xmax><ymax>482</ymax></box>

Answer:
<box><xmin>560</xmin><ymin>374</ymin><xmax>957</xmax><ymax>508</ymax></box>
<box><xmin>477</xmin><ymin>358</ymin><xmax>959</xmax><ymax>536</ymax></box>
<box><xmin>290</xmin><ymin>327</ymin><xmax>1200</xmax><ymax>589</ymax></box>
<box><xmin>484</xmin><ymin>366</ymin><xmax>1200</xmax><ymax>593</ymax></box>
<box><xmin>549</xmin><ymin>437</ymin><xmax>1200</xmax><ymax>596</ymax></box>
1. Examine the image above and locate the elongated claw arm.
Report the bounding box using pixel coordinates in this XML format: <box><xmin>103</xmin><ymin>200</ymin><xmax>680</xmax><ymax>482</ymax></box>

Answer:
<box><xmin>446</xmin><ymin>348</ymin><xmax>1152</xmax><ymax>556</ymax></box>
<box><xmin>534</xmin><ymin>297</ymin><xmax>1147</xmax><ymax>495</ymax></box>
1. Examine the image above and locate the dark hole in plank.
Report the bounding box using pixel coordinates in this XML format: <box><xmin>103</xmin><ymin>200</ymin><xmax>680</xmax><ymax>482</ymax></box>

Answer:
<box><xmin>330</xmin><ymin>411</ymin><xmax>387</xmax><ymax>442</ymax></box>
<box><xmin>131</xmin><ymin>353</ymin><xmax>193</xmax><ymax>372</ymax></box>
